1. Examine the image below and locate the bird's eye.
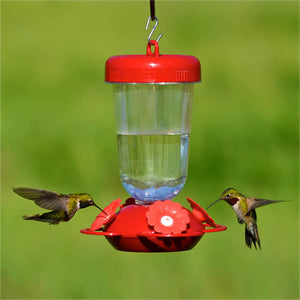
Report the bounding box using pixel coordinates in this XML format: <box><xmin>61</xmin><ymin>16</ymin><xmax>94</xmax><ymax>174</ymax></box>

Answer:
<box><xmin>225</xmin><ymin>193</ymin><xmax>231</xmax><ymax>198</ymax></box>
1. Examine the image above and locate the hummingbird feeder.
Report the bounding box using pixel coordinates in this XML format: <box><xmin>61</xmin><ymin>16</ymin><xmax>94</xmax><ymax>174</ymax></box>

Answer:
<box><xmin>81</xmin><ymin>3</ymin><xmax>226</xmax><ymax>252</ymax></box>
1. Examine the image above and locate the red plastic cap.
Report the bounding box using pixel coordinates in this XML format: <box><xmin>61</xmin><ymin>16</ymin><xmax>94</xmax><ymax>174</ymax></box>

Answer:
<box><xmin>105</xmin><ymin>40</ymin><xmax>201</xmax><ymax>84</ymax></box>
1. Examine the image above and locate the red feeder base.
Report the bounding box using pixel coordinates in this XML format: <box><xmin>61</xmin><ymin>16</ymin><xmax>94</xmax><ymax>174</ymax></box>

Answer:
<box><xmin>81</xmin><ymin>197</ymin><xmax>226</xmax><ymax>252</ymax></box>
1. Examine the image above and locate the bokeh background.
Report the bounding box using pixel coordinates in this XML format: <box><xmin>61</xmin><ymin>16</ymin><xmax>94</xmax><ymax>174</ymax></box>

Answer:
<box><xmin>1</xmin><ymin>1</ymin><xmax>299</xmax><ymax>299</ymax></box>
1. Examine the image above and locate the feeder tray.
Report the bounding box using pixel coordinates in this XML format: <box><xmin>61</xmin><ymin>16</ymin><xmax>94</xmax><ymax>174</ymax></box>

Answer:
<box><xmin>81</xmin><ymin>197</ymin><xmax>226</xmax><ymax>252</ymax></box>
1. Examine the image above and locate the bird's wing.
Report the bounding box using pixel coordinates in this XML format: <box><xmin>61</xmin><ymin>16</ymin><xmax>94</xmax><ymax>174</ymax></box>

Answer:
<box><xmin>247</xmin><ymin>197</ymin><xmax>282</xmax><ymax>214</ymax></box>
<box><xmin>13</xmin><ymin>187</ymin><xmax>69</xmax><ymax>212</ymax></box>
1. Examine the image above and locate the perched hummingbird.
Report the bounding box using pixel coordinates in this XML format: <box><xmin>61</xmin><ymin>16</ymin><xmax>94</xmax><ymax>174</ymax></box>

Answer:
<box><xmin>13</xmin><ymin>187</ymin><xmax>106</xmax><ymax>225</ymax></box>
<box><xmin>206</xmin><ymin>188</ymin><xmax>282</xmax><ymax>249</ymax></box>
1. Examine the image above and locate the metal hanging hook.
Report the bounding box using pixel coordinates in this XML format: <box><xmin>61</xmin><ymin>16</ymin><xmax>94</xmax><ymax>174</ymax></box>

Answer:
<box><xmin>145</xmin><ymin>16</ymin><xmax>163</xmax><ymax>43</ymax></box>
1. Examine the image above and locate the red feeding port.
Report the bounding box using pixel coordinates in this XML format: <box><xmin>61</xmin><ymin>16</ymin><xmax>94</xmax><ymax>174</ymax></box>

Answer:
<box><xmin>80</xmin><ymin>197</ymin><xmax>226</xmax><ymax>252</ymax></box>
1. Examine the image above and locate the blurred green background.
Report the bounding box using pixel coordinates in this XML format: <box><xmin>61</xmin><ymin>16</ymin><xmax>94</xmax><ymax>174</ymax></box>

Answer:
<box><xmin>1</xmin><ymin>1</ymin><xmax>299</xmax><ymax>299</ymax></box>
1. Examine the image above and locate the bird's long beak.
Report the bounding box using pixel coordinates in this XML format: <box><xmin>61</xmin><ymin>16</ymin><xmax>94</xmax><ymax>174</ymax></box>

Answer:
<box><xmin>93</xmin><ymin>203</ymin><xmax>108</xmax><ymax>215</ymax></box>
<box><xmin>206</xmin><ymin>198</ymin><xmax>222</xmax><ymax>210</ymax></box>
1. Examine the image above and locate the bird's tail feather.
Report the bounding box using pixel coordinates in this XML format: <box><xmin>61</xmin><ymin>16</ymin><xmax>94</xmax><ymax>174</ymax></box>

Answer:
<box><xmin>23</xmin><ymin>213</ymin><xmax>61</xmax><ymax>225</ymax></box>
<box><xmin>245</xmin><ymin>222</ymin><xmax>261</xmax><ymax>250</ymax></box>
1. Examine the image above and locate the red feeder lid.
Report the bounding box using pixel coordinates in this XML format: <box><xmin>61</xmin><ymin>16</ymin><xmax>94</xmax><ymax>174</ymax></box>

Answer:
<box><xmin>105</xmin><ymin>40</ymin><xmax>201</xmax><ymax>84</ymax></box>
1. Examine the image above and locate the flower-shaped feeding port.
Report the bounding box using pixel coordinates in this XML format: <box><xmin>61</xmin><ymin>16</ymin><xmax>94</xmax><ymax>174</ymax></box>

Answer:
<box><xmin>81</xmin><ymin>198</ymin><xmax>226</xmax><ymax>252</ymax></box>
<box><xmin>146</xmin><ymin>200</ymin><xmax>190</xmax><ymax>234</ymax></box>
<box><xmin>88</xmin><ymin>198</ymin><xmax>123</xmax><ymax>231</ymax></box>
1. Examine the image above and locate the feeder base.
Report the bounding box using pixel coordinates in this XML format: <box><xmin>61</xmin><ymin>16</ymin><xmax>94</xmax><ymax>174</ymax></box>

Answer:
<box><xmin>80</xmin><ymin>197</ymin><xmax>226</xmax><ymax>252</ymax></box>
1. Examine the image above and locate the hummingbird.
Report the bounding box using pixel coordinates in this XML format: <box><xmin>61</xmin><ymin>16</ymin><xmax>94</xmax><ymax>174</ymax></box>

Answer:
<box><xmin>206</xmin><ymin>188</ymin><xmax>282</xmax><ymax>249</ymax></box>
<box><xmin>13</xmin><ymin>187</ymin><xmax>106</xmax><ymax>225</ymax></box>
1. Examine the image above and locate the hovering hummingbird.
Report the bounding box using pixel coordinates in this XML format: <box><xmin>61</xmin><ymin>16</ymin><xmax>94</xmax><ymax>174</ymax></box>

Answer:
<box><xmin>13</xmin><ymin>187</ymin><xmax>106</xmax><ymax>225</ymax></box>
<box><xmin>206</xmin><ymin>188</ymin><xmax>282</xmax><ymax>249</ymax></box>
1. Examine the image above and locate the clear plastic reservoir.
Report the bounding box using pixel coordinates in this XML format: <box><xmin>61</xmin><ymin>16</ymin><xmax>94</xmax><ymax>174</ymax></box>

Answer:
<box><xmin>113</xmin><ymin>84</ymin><xmax>194</xmax><ymax>202</ymax></box>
